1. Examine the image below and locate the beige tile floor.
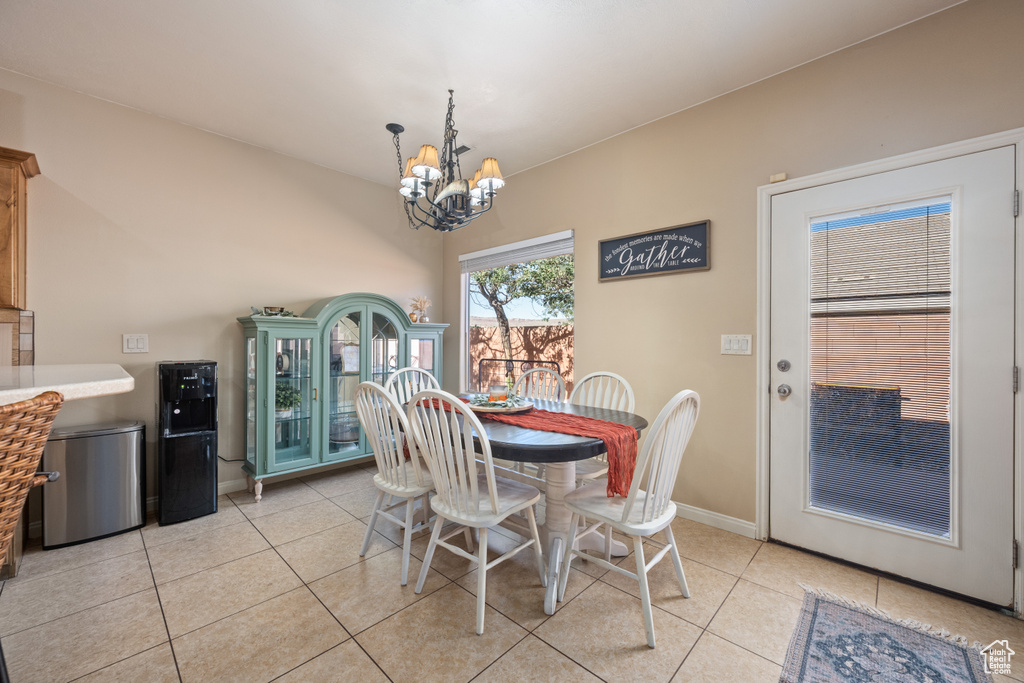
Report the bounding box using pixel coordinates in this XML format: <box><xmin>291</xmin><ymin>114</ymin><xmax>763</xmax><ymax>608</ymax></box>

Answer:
<box><xmin>1</xmin><ymin>462</ymin><xmax>1021</xmax><ymax>682</ymax></box>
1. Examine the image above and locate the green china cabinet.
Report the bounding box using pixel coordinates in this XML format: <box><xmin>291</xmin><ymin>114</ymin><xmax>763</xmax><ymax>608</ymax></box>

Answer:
<box><xmin>238</xmin><ymin>293</ymin><xmax>446</xmax><ymax>501</ymax></box>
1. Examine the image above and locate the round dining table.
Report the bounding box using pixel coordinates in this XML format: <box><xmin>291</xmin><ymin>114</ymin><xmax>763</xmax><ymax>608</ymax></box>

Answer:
<box><xmin>468</xmin><ymin>398</ymin><xmax>648</xmax><ymax>614</ymax></box>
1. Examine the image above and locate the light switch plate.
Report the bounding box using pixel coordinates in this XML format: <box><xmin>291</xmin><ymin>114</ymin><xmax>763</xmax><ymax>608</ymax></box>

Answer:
<box><xmin>721</xmin><ymin>334</ymin><xmax>752</xmax><ymax>355</ymax></box>
<box><xmin>122</xmin><ymin>333</ymin><xmax>149</xmax><ymax>353</ymax></box>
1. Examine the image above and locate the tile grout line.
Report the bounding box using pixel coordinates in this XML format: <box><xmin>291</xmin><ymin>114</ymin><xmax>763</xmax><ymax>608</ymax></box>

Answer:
<box><xmin>466</xmin><ymin>631</ymin><xmax>535</xmax><ymax>683</ymax></box>
<box><xmin>263</xmin><ymin>585</ymin><xmax>361</xmax><ymax>682</ymax></box>
<box><xmin>0</xmin><ymin>535</ymin><xmax>171</xmax><ymax>643</ymax></box>
<box><xmin>690</xmin><ymin>575</ymin><xmax>797</xmax><ymax>670</ymax></box>
<box><xmin>0</xmin><ymin>583</ymin><xmax>157</xmax><ymax>641</ymax></box>
<box><xmin>142</xmin><ymin>530</ymin><xmax>184</xmax><ymax>683</ymax></box>
<box><xmin>523</xmin><ymin>579</ymin><xmax>611</xmax><ymax>682</ymax></box>
<box><xmin>148</xmin><ymin>501</ymin><xmax>306</xmax><ymax>650</ymax></box>
<box><xmin>707</xmin><ymin>630</ymin><xmax>790</xmax><ymax>670</ymax></box>
<box><xmin>244</xmin><ymin>499</ymin><xmax>442</xmax><ymax>681</ymax></box>
<box><xmin>5</xmin><ymin>542</ymin><xmax>144</xmax><ymax>587</ymax></box>
<box><xmin>347</xmin><ymin>572</ymin><xmax>456</xmax><ymax>639</ymax></box>
<box><xmin>63</xmin><ymin>644</ymin><xmax>173</xmax><ymax>682</ymax></box>
<box><xmin>152</xmin><ymin>542</ymin><xmax>272</xmax><ymax>588</ymax></box>
<box><xmin>4</xmin><ymin>498</ymin><xmax>250</xmax><ymax>676</ymax></box>
<box><xmin>671</xmin><ymin>629</ymin><xmax>709</xmax><ymax>680</ymax></box>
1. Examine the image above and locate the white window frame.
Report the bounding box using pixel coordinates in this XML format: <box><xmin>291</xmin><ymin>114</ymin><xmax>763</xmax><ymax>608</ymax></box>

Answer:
<box><xmin>458</xmin><ymin>230</ymin><xmax>574</xmax><ymax>393</ymax></box>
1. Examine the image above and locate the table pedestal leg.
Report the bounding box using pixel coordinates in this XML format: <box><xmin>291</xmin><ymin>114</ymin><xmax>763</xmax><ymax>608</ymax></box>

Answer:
<box><xmin>542</xmin><ymin>462</ymin><xmax>575</xmax><ymax>615</ymax></box>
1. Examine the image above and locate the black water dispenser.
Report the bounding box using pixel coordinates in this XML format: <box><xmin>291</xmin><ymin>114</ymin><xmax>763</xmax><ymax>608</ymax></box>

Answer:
<box><xmin>158</xmin><ymin>361</ymin><xmax>218</xmax><ymax>525</ymax></box>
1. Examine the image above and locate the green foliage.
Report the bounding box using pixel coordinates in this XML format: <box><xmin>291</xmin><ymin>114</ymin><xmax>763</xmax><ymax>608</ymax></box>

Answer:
<box><xmin>275</xmin><ymin>381</ymin><xmax>303</xmax><ymax>410</ymax></box>
<box><xmin>470</xmin><ymin>254</ymin><xmax>574</xmax><ymax>362</ymax></box>
<box><xmin>470</xmin><ymin>254</ymin><xmax>574</xmax><ymax>320</ymax></box>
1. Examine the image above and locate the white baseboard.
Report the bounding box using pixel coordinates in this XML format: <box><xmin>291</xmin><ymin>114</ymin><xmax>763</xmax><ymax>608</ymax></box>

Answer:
<box><xmin>675</xmin><ymin>503</ymin><xmax>757</xmax><ymax>539</ymax></box>
<box><xmin>219</xmin><ymin>479</ymin><xmax>248</xmax><ymax>496</ymax></box>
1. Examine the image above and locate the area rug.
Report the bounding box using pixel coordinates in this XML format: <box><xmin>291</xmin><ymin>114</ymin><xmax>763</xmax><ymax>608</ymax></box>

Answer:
<box><xmin>780</xmin><ymin>587</ymin><xmax>992</xmax><ymax>682</ymax></box>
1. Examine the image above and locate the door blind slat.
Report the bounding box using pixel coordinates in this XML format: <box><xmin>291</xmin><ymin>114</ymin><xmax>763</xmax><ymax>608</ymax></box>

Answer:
<box><xmin>808</xmin><ymin>201</ymin><xmax>951</xmax><ymax>538</ymax></box>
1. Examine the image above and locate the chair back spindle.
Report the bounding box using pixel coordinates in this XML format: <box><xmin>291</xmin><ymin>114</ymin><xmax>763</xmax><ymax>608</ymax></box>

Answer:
<box><xmin>622</xmin><ymin>390</ymin><xmax>699</xmax><ymax>525</ymax></box>
<box><xmin>384</xmin><ymin>367</ymin><xmax>440</xmax><ymax>405</ymax></box>
<box><xmin>407</xmin><ymin>389</ymin><xmax>499</xmax><ymax>517</ymax></box>
<box><xmin>513</xmin><ymin>367</ymin><xmax>566</xmax><ymax>402</ymax></box>
<box><xmin>569</xmin><ymin>371</ymin><xmax>635</xmax><ymax>412</ymax></box>
<box><xmin>355</xmin><ymin>382</ymin><xmax>427</xmax><ymax>489</ymax></box>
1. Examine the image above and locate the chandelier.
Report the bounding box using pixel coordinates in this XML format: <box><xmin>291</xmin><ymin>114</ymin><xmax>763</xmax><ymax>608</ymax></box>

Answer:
<box><xmin>386</xmin><ymin>90</ymin><xmax>504</xmax><ymax>232</ymax></box>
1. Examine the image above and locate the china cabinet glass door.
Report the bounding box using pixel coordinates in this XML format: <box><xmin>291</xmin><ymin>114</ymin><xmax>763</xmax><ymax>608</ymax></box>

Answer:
<box><xmin>268</xmin><ymin>335</ymin><xmax>315</xmax><ymax>472</ymax></box>
<box><xmin>245</xmin><ymin>338</ymin><xmax>257</xmax><ymax>469</ymax></box>
<box><xmin>408</xmin><ymin>338</ymin><xmax>435</xmax><ymax>373</ymax></box>
<box><xmin>326</xmin><ymin>312</ymin><xmax>362</xmax><ymax>461</ymax></box>
<box><xmin>371</xmin><ymin>312</ymin><xmax>400</xmax><ymax>384</ymax></box>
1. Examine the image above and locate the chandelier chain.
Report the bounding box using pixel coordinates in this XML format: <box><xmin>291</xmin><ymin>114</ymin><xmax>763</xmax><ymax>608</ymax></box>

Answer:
<box><xmin>437</xmin><ymin>89</ymin><xmax>462</xmax><ymax>198</ymax></box>
<box><xmin>391</xmin><ymin>127</ymin><xmax>414</xmax><ymax>226</ymax></box>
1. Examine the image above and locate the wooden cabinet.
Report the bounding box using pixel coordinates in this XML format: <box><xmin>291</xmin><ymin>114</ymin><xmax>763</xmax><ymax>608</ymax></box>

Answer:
<box><xmin>0</xmin><ymin>147</ymin><xmax>36</xmax><ymax>579</ymax></box>
<box><xmin>0</xmin><ymin>147</ymin><xmax>38</xmax><ymax>311</ymax></box>
<box><xmin>238</xmin><ymin>293</ymin><xmax>446</xmax><ymax>500</ymax></box>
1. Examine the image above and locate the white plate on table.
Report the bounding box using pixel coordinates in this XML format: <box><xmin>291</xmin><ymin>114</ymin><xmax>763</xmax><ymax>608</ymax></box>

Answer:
<box><xmin>467</xmin><ymin>401</ymin><xmax>533</xmax><ymax>414</ymax></box>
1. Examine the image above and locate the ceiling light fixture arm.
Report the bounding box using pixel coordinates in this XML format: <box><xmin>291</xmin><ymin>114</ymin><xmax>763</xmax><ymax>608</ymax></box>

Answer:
<box><xmin>385</xmin><ymin>90</ymin><xmax>504</xmax><ymax>233</ymax></box>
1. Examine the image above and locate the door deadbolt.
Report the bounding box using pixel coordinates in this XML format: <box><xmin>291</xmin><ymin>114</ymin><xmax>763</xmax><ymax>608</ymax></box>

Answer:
<box><xmin>777</xmin><ymin>360</ymin><xmax>791</xmax><ymax>372</ymax></box>
<box><xmin>777</xmin><ymin>384</ymin><xmax>792</xmax><ymax>397</ymax></box>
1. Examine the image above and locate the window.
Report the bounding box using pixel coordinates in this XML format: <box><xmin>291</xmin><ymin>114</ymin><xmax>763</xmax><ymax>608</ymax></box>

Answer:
<box><xmin>459</xmin><ymin>231</ymin><xmax>574</xmax><ymax>393</ymax></box>
<box><xmin>808</xmin><ymin>199</ymin><xmax>951</xmax><ymax>537</ymax></box>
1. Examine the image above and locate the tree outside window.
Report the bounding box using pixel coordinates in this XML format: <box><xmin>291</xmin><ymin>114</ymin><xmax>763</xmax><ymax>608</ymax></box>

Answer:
<box><xmin>468</xmin><ymin>254</ymin><xmax>574</xmax><ymax>391</ymax></box>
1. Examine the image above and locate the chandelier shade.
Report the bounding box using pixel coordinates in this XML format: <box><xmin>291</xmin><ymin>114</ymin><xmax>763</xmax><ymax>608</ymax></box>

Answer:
<box><xmin>477</xmin><ymin>158</ymin><xmax>505</xmax><ymax>189</ymax></box>
<box><xmin>400</xmin><ymin>158</ymin><xmax>418</xmax><ymax>187</ymax></box>
<box><xmin>387</xmin><ymin>90</ymin><xmax>504</xmax><ymax>232</ymax></box>
<box><xmin>412</xmin><ymin>145</ymin><xmax>441</xmax><ymax>180</ymax></box>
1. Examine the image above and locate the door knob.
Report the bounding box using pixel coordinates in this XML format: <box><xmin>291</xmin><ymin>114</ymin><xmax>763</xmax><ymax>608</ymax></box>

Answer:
<box><xmin>777</xmin><ymin>384</ymin><xmax>792</xmax><ymax>397</ymax></box>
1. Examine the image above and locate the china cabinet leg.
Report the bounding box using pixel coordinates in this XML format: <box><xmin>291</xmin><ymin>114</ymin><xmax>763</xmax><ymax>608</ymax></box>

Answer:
<box><xmin>246</xmin><ymin>475</ymin><xmax>254</xmax><ymax>493</ymax></box>
<box><xmin>254</xmin><ymin>479</ymin><xmax>263</xmax><ymax>503</ymax></box>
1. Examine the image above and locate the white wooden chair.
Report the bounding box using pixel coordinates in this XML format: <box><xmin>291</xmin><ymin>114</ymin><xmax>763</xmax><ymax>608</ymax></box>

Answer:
<box><xmin>569</xmin><ymin>370</ymin><xmax>635</xmax><ymax>412</ymax></box>
<box><xmin>354</xmin><ymin>381</ymin><xmax>434</xmax><ymax>585</ymax></box>
<box><xmin>556</xmin><ymin>389</ymin><xmax>700</xmax><ymax>648</ymax></box>
<box><xmin>384</xmin><ymin>366</ymin><xmax>440</xmax><ymax>404</ymax></box>
<box><xmin>406</xmin><ymin>388</ymin><xmax>547</xmax><ymax>635</ymax></box>
<box><xmin>568</xmin><ymin>371</ymin><xmax>636</xmax><ymax>482</ymax></box>
<box><xmin>513</xmin><ymin>367</ymin><xmax>566</xmax><ymax>402</ymax></box>
<box><xmin>503</xmin><ymin>367</ymin><xmax>566</xmax><ymax>480</ymax></box>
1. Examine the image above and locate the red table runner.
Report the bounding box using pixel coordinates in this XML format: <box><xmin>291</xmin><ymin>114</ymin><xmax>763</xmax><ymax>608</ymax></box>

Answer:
<box><xmin>410</xmin><ymin>398</ymin><xmax>639</xmax><ymax>497</ymax></box>
<box><xmin>479</xmin><ymin>409</ymin><xmax>638</xmax><ymax>498</ymax></box>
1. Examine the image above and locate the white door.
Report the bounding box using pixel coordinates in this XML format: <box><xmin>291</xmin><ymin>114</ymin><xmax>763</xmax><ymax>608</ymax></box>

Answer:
<box><xmin>769</xmin><ymin>146</ymin><xmax>1015</xmax><ymax>606</ymax></box>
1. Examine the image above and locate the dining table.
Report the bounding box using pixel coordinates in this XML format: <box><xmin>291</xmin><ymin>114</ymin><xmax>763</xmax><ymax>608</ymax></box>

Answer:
<box><xmin>466</xmin><ymin>397</ymin><xmax>648</xmax><ymax>614</ymax></box>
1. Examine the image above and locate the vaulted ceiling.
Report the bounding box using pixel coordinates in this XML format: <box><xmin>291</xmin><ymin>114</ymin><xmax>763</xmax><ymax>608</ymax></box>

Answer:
<box><xmin>0</xmin><ymin>0</ymin><xmax>962</xmax><ymax>186</ymax></box>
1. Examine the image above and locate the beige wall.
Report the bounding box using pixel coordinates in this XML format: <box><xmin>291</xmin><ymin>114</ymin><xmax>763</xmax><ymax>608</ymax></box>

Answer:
<box><xmin>442</xmin><ymin>0</ymin><xmax>1024</xmax><ymax>523</ymax></box>
<box><xmin>0</xmin><ymin>68</ymin><xmax>443</xmax><ymax>496</ymax></box>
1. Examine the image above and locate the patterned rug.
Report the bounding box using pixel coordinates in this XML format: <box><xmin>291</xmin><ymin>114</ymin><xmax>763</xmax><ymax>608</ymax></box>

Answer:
<box><xmin>780</xmin><ymin>588</ymin><xmax>992</xmax><ymax>682</ymax></box>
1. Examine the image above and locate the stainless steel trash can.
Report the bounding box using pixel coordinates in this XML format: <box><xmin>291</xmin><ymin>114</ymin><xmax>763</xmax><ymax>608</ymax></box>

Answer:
<box><xmin>42</xmin><ymin>421</ymin><xmax>145</xmax><ymax>549</ymax></box>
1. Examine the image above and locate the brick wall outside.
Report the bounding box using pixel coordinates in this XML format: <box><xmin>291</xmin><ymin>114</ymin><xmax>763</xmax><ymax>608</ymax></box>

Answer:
<box><xmin>469</xmin><ymin>324</ymin><xmax>574</xmax><ymax>394</ymax></box>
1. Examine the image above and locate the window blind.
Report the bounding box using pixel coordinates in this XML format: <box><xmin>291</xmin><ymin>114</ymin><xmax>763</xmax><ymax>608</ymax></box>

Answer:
<box><xmin>459</xmin><ymin>230</ymin><xmax>574</xmax><ymax>273</ymax></box>
<box><xmin>808</xmin><ymin>200</ymin><xmax>951</xmax><ymax>538</ymax></box>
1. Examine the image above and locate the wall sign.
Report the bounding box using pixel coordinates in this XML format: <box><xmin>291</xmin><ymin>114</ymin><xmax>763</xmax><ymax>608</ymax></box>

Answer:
<box><xmin>599</xmin><ymin>220</ymin><xmax>710</xmax><ymax>281</ymax></box>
